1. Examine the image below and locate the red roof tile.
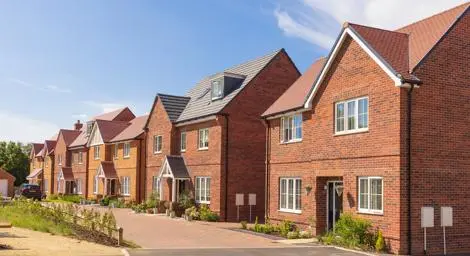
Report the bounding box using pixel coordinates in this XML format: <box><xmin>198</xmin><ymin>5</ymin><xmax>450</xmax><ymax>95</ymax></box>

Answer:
<box><xmin>110</xmin><ymin>115</ymin><xmax>148</xmax><ymax>142</ymax></box>
<box><xmin>60</xmin><ymin>129</ymin><xmax>82</xmax><ymax>146</ymax></box>
<box><xmin>45</xmin><ymin>140</ymin><xmax>56</xmax><ymax>156</ymax></box>
<box><xmin>95</xmin><ymin>120</ymin><xmax>130</xmax><ymax>143</ymax></box>
<box><xmin>68</xmin><ymin>126</ymin><xmax>87</xmax><ymax>149</ymax></box>
<box><xmin>99</xmin><ymin>161</ymin><xmax>117</xmax><ymax>179</ymax></box>
<box><xmin>93</xmin><ymin>107</ymin><xmax>135</xmax><ymax>122</ymax></box>
<box><xmin>262</xmin><ymin>57</ymin><xmax>326</xmax><ymax>117</ymax></box>
<box><xmin>59</xmin><ymin>167</ymin><xmax>74</xmax><ymax>181</ymax></box>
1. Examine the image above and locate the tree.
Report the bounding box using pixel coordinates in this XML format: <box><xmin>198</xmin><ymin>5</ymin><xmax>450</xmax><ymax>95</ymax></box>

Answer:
<box><xmin>0</xmin><ymin>141</ymin><xmax>30</xmax><ymax>186</ymax></box>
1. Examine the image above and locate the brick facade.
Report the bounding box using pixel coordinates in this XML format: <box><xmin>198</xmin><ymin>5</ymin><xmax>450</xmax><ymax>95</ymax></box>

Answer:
<box><xmin>70</xmin><ymin>148</ymin><xmax>88</xmax><ymax>197</ymax></box>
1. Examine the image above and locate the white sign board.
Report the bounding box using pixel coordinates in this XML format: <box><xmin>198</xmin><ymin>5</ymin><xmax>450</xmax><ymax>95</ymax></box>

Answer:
<box><xmin>249</xmin><ymin>194</ymin><xmax>256</xmax><ymax>206</ymax></box>
<box><xmin>441</xmin><ymin>207</ymin><xmax>453</xmax><ymax>227</ymax></box>
<box><xmin>235</xmin><ymin>193</ymin><xmax>244</xmax><ymax>206</ymax></box>
<box><xmin>421</xmin><ymin>207</ymin><xmax>434</xmax><ymax>228</ymax></box>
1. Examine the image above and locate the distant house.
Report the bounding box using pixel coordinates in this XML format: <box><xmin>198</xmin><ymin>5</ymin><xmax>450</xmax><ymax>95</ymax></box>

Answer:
<box><xmin>145</xmin><ymin>49</ymin><xmax>300</xmax><ymax>221</ymax></box>
<box><xmin>262</xmin><ymin>3</ymin><xmax>470</xmax><ymax>255</ymax></box>
<box><xmin>27</xmin><ymin>143</ymin><xmax>45</xmax><ymax>189</ymax></box>
<box><xmin>0</xmin><ymin>167</ymin><xmax>16</xmax><ymax>198</ymax></box>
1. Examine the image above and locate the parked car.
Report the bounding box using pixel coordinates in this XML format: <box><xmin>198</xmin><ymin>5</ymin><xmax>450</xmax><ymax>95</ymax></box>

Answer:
<box><xmin>17</xmin><ymin>184</ymin><xmax>42</xmax><ymax>200</ymax></box>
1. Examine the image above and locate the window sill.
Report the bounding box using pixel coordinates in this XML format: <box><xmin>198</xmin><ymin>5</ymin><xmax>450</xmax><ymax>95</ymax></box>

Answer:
<box><xmin>121</xmin><ymin>194</ymin><xmax>131</xmax><ymax>197</ymax></box>
<box><xmin>278</xmin><ymin>209</ymin><xmax>302</xmax><ymax>214</ymax></box>
<box><xmin>280</xmin><ymin>139</ymin><xmax>302</xmax><ymax>145</ymax></box>
<box><xmin>181</xmin><ymin>150</ymin><xmax>186</xmax><ymax>153</ymax></box>
<box><xmin>198</xmin><ymin>148</ymin><xmax>209</xmax><ymax>151</ymax></box>
<box><xmin>334</xmin><ymin>129</ymin><xmax>369</xmax><ymax>137</ymax></box>
<box><xmin>123</xmin><ymin>156</ymin><xmax>130</xmax><ymax>159</ymax></box>
<box><xmin>357</xmin><ymin>210</ymin><xmax>383</xmax><ymax>216</ymax></box>
<box><xmin>154</xmin><ymin>151</ymin><xmax>162</xmax><ymax>155</ymax></box>
<box><xmin>196</xmin><ymin>201</ymin><xmax>210</xmax><ymax>204</ymax></box>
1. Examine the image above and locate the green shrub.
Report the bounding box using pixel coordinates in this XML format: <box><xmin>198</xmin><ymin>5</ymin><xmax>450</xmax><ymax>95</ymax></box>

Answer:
<box><xmin>199</xmin><ymin>204</ymin><xmax>219</xmax><ymax>222</ymax></box>
<box><xmin>185</xmin><ymin>206</ymin><xmax>199</xmax><ymax>220</ymax></box>
<box><xmin>47</xmin><ymin>194</ymin><xmax>59</xmax><ymax>201</ymax></box>
<box><xmin>375</xmin><ymin>230</ymin><xmax>385</xmax><ymax>252</ymax></box>
<box><xmin>299</xmin><ymin>230</ymin><xmax>313</xmax><ymax>239</ymax></box>
<box><xmin>279</xmin><ymin>220</ymin><xmax>296</xmax><ymax>237</ymax></box>
<box><xmin>287</xmin><ymin>231</ymin><xmax>300</xmax><ymax>239</ymax></box>
<box><xmin>178</xmin><ymin>191</ymin><xmax>195</xmax><ymax>210</ymax></box>
<box><xmin>240</xmin><ymin>221</ymin><xmax>247</xmax><ymax>229</ymax></box>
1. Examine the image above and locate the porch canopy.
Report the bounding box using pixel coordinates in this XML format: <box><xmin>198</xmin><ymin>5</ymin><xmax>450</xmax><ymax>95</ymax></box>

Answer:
<box><xmin>158</xmin><ymin>155</ymin><xmax>190</xmax><ymax>202</ymax></box>
<box><xmin>27</xmin><ymin>168</ymin><xmax>43</xmax><ymax>180</ymax></box>
<box><xmin>58</xmin><ymin>167</ymin><xmax>74</xmax><ymax>181</ymax></box>
<box><xmin>98</xmin><ymin>161</ymin><xmax>118</xmax><ymax>179</ymax></box>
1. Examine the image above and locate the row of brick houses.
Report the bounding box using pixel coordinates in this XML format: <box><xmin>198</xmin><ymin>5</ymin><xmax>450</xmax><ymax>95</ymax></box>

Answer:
<box><xmin>28</xmin><ymin>3</ymin><xmax>470</xmax><ymax>254</ymax></box>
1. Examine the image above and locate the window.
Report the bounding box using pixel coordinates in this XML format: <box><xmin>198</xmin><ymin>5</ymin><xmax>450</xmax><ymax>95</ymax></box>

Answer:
<box><xmin>93</xmin><ymin>175</ymin><xmax>99</xmax><ymax>194</ymax></box>
<box><xmin>44</xmin><ymin>179</ymin><xmax>49</xmax><ymax>192</ymax></box>
<box><xmin>45</xmin><ymin>157</ymin><xmax>48</xmax><ymax>167</ymax></box>
<box><xmin>358</xmin><ymin>177</ymin><xmax>383</xmax><ymax>214</ymax></box>
<box><xmin>279</xmin><ymin>177</ymin><xmax>302</xmax><ymax>213</ymax></box>
<box><xmin>94</xmin><ymin>145</ymin><xmax>100</xmax><ymax>160</ymax></box>
<box><xmin>195</xmin><ymin>177</ymin><xmax>211</xmax><ymax>204</ymax></box>
<box><xmin>58</xmin><ymin>155</ymin><xmax>62</xmax><ymax>166</ymax></box>
<box><xmin>211</xmin><ymin>80</ymin><xmax>223</xmax><ymax>100</ymax></box>
<box><xmin>78</xmin><ymin>152</ymin><xmax>83</xmax><ymax>164</ymax></box>
<box><xmin>281</xmin><ymin>114</ymin><xmax>302</xmax><ymax>143</ymax></box>
<box><xmin>154</xmin><ymin>135</ymin><xmax>162</xmax><ymax>154</ymax></box>
<box><xmin>123</xmin><ymin>142</ymin><xmax>130</xmax><ymax>158</ymax></box>
<box><xmin>335</xmin><ymin>97</ymin><xmax>368</xmax><ymax>134</ymax></box>
<box><xmin>113</xmin><ymin>144</ymin><xmax>119</xmax><ymax>159</ymax></box>
<box><xmin>180</xmin><ymin>132</ymin><xmax>187</xmax><ymax>152</ymax></box>
<box><xmin>198</xmin><ymin>128</ymin><xmax>209</xmax><ymax>150</ymax></box>
<box><xmin>152</xmin><ymin>176</ymin><xmax>161</xmax><ymax>199</ymax></box>
<box><xmin>121</xmin><ymin>176</ymin><xmax>130</xmax><ymax>196</ymax></box>
<box><xmin>75</xmin><ymin>179</ymin><xmax>82</xmax><ymax>194</ymax></box>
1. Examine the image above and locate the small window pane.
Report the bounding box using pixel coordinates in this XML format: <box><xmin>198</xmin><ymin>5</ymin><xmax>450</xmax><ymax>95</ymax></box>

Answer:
<box><xmin>295</xmin><ymin>179</ymin><xmax>301</xmax><ymax>210</ymax></box>
<box><xmin>336</xmin><ymin>103</ymin><xmax>345</xmax><ymax>132</ymax></box>
<box><xmin>288</xmin><ymin>179</ymin><xmax>294</xmax><ymax>209</ymax></box>
<box><xmin>358</xmin><ymin>98</ymin><xmax>368</xmax><ymax>128</ymax></box>
<box><xmin>347</xmin><ymin>101</ymin><xmax>356</xmax><ymax>130</ymax></box>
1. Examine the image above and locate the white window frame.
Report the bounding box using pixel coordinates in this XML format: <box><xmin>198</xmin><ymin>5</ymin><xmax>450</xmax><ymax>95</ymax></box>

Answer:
<box><xmin>358</xmin><ymin>176</ymin><xmax>383</xmax><ymax>214</ymax></box>
<box><xmin>121</xmin><ymin>176</ymin><xmax>130</xmax><ymax>196</ymax></box>
<box><xmin>44</xmin><ymin>179</ymin><xmax>49</xmax><ymax>192</ymax></box>
<box><xmin>154</xmin><ymin>135</ymin><xmax>162</xmax><ymax>154</ymax></box>
<box><xmin>280</xmin><ymin>114</ymin><xmax>302</xmax><ymax>143</ymax></box>
<box><xmin>113</xmin><ymin>144</ymin><xmax>119</xmax><ymax>159</ymax></box>
<box><xmin>93</xmin><ymin>175</ymin><xmax>99</xmax><ymax>194</ymax></box>
<box><xmin>152</xmin><ymin>176</ymin><xmax>161</xmax><ymax>199</ymax></box>
<box><xmin>78</xmin><ymin>152</ymin><xmax>83</xmax><ymax>164</ymax></box>
<box><xmin>180</xmin><ymin>132</ymin><xmax>187</xmax><ymax>152</ymax></box>
<box><xmin>123</xmin><ymin>142</ymin><xmax>131</xmax><ymax>158</ymax></box>
<box><xmin>279</xmin><ymin>177</ymin><xmax>302</xmax><ymax>213</ymax></box>
<box><xmin>195</xmin><ymin>176</ymin><xmax>211</xmax><ymax>204</ymax></box>
<box><xmin>45</xmin><ymin>157</ymin><xmax>48</xmax><ymax>167</ymax></box>
<box><xmin>211</xmin><ymin>80</ymin><xmax>223</xmax><ymax>100</ymax></box>
<box><xmin>94</xmin><ymin>145</ymin><xmax>100</xmax><ymax>160</ymax></box>
<box><xmin>58</xmin><ymin>155</ymin><xmax>62</xmax><ymax>166</ymax></box>
<box><xmin>75</xmin><ymin>179</ymin><xmax>82</xmax><ymax>194</ymax></box>
<box><xmin>198</xmin><ymin>128</ymin><xmax>209</xmax><ymax>150</ymax></box>
<box><xmin>335</xmin><ymin>96</ymin><xmax>369</xmax><ymax>135</ymax></box>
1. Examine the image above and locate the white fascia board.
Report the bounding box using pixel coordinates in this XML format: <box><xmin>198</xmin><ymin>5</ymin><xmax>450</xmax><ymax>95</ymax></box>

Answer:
<box><xmin>304</xmin><ymin>27</ymin><xmax>404</xmax><ymax>109</ymax></box>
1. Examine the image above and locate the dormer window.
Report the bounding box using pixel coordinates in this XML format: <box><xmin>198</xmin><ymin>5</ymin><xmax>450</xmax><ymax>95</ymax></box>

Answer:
<box><xmin>211</xmin><ymin>80</ymin><xmax>223</xmax><ymax>100</ymax></box>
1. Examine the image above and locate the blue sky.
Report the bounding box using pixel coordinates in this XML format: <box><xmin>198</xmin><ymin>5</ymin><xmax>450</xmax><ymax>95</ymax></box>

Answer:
<box><xmin>0</xmin><ymin>0</ymin><xmax>465</xmax><ymax>143</ymax></box>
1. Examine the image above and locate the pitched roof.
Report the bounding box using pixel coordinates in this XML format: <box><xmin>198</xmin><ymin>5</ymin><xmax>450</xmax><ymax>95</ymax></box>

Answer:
<box><xmin>0</xmin><ymin>168</ymin><xmax>15</xmax><ymax>180</ymax></box>
<box><xmin>93</xmin><ymin>107</ymin><xmax>135</xmax><ymax>121</ymax></box>
<box><xmin>60</xmin><ymin>129</ymin><xmax>82</xmax><ymax>146</ymax></box>
<box><xmin>27</xmin><ymin>168</ymin><xmax>43</xmax><ymax>179</ymax></box>
<box><xmin>95</xmin><ymin>120</ymin><xmax>130</xmax><ymax>143</ymax></box>
<box><xmin>110</xmin><ymin>115</ymin><xmax>148</xmax><ymax>142</ymax></box>
<box><xmin>44</xmin><ymin>140</ymin><xmax>57</xmax><ymax>155</ymax></box>
<box><xmin>58</xmin><ymin>167</ymin><xmax>74</xmax><ymax>181</ymax></box>
<box><xmin>176</xmin><ymin>49</ymin><xmax>284</xmax><ymax>122</ymax></box>
<box><xmin>263</xmin><ymin>57</ymin><xmax>326</xmax><ymax>117</ymax></box>
<box><xmin>165</xmin><ymin>155</ymin><xmax>190</xmax><ymax>179</ymax></box>
<box><xmin>158</xmin><ymin>94</ymin><xmax>190</xmax><ymax>122</ymax></box>
<box><xmin>31</xmin><ymin>143</ymin><xmax>43</xmax><ymax>156</ymax></box>
<box><xmin>35</xmin><ymin>147</ymin><xmax>45</xmax><ymax>158</ymax></box>
<box><xmin>68</xmin><ymin>126</ymin><xmax>87</xmax><ymax>149</ymax></box>
<box><xmin>396</xmin><ymin>2</ymin><xmax>470</xmax><ymax>69</ymax></box>
<box><xmin>99</xmin><ymin>161</ymin><xmax>117</xmax><ymax>179</ymax></box>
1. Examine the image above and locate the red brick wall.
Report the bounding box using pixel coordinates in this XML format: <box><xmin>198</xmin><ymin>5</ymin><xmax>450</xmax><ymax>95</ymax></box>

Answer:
<box><xmin>267</xmin><ymin>37</ymin><xmax>404</xmax><ymax>252</ymax></box>
<box><xmin>0</xmin><ymin>168</ymin><xmax>15</xmax><ymax>197</ymax></box>
<box><xmin>406</xmin><ymin>10</ymin><xmax>470</xmax><ymax>255</ymax></box>
<box><xmin>70</xmin><ymin>148</ymin><xmax>88</xmax><ymax>198</ymax></box>
<box><xmin>222</xmin><ymin>50</ymin><xmax>300</xmax><ymax>222</ymax></box>
<box><xmin>145</xmin><ymin>99</ymin><xmax>176</xmax><ymax>198</ymax></box>
<box><xmin>53</xmin><ymin>132</ymin><xmax>68</xmax><ymax>194</ymax></box>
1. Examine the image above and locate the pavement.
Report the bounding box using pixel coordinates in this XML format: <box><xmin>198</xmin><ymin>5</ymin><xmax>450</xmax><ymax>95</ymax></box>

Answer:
<box><xmin>125</xmin><ymin>247</ymin><xmax>368</xmax><ymax>256</ymax></box>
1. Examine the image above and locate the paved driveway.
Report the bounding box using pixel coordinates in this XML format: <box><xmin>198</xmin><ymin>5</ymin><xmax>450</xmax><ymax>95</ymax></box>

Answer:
<box><xmin>106</xmin><ymin>208</ymin><xmax>294</xmax><ymax>249</ymax></box>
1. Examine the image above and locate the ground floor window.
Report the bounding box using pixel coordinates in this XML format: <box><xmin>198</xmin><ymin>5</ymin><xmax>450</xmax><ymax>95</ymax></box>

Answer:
<box><xmin>121</xmin><ymin>177</ymin><xmax>130</xmax><ymax>196</ymax></box>
<box><xmin>279</xmin><ymin>177</ymin><xmax>301</xmax><ymax>213</ymax></box>
<box><xmin>195</xmin><ymin>177</ymin><xmax>211</xmax><ymax>204</ymax></box>
<box><xmin>74</xmin><ymin>179</ymin><xmax>82</xmax><ymax>194</ymax></box>
<box><xmin>43</xmin><ymin>179</ymin><xmax>49</xmax><ymax>192</ymax></box>
<box><xmin>93</xmin><ymin>176</ymin><xmax>99</xmax><ymax>194</ymax></box>
<box><xmin>152</xmin><ymin>176</ymin><xmax>161</xmax><ymax>199</ymax></box>
<box><xmin>358</xmin><ymin>176</ymin><xmax>383</xmax><ymax>214</ymax></box>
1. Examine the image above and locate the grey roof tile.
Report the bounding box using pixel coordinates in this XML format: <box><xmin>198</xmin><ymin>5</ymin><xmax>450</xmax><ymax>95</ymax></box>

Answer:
<box><xmin>166</xmin><ymin>155</ymin><xmax>190</xmax><ymax>179</ymax></box>
<box><xmin>158</xmin><ymin>94</ymin><xmax>191</xmax><ymax>122</ymax></box>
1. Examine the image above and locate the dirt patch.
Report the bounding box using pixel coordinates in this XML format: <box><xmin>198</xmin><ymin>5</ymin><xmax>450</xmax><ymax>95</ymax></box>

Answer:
<box><xmin>0</xmin><ymin>227</ymin><xmax>122</xmax><ymax>256</ymax></box>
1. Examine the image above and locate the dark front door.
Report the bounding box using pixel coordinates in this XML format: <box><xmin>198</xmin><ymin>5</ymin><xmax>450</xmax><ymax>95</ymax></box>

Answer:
<box><xmin>327</xmin><ymin>181</ymin><xmax>343</xmax><ymax>231</ymax></box>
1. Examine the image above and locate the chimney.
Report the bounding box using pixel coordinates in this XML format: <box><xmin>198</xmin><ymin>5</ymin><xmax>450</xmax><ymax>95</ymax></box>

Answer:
<box><xmin>74</xmin><ymin>120</ymin><xmax>83</xmax><ymax>131</ymax></box>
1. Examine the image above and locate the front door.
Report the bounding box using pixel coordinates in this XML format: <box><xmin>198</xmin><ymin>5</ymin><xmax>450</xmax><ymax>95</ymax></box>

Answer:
<box><xmin>327</xmin><ymin>181</ymin><xmax>343</xmax><ymax>231</ymax></box>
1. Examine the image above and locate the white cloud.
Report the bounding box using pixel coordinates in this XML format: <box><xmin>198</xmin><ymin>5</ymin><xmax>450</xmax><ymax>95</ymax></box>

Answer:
<box><xmin>9</xmin><ymin>78</ymin><xmax>72</xmax><ymax>93</ymax></box>
<box><xmin>82</xmin><ymin>101</ymin><xmax>127</xmax><ymax>114</ymax></box>
<box><xmin>274</xmin><ymin>0</ymin><xmax>468</xmax><ymax>48</ymax></box>
<box><xmin>0</xmin><ymin>111</ymin><xmax>60</xmax><ymax>143</ymax></box>
<box><xmin>72</xmin><ymin>113</ymin><xmax>88</xmax><ymax>120</ymax></box>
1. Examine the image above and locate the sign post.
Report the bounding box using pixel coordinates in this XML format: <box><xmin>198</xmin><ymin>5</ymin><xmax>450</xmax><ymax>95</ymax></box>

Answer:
<box><xmin>235</xmin><ymin>194</ymin><xmax>244</xmax><ymax>221</ymax></box>
<box><xmin>441</xmin><ymin>207</ymin><xmax>453</xmax><ymax>256</ymax></box>
<box><xmin>248</xmin><ymin>194</ymin><xmax>256</xmax><ymax>222</ymax></box>
<box><xmin>421</xmin><ymin>207</ymin><xmax>434</xmax><ymax>254</ymax></box>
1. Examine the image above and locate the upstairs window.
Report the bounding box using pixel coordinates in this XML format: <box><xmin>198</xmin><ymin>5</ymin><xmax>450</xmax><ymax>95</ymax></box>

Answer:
<box><xmin>211</xmin><ymin>80</ymin><xmax>223</xmax><ymax>100</ymax></box>
<box><xmin>123</xmin><ymin>142</ymin><xmax>131</xmax><ymax>158</ymax></box>
<box><xmin>78</xmin><ymin>152</ymin><xmax>83</xmax><ymax>164</ymax></box>
<box><xmin>45</xmin><ymin>157</ymin><xmax>48</xmax><ymax>167</ymax></box>
<box><xmin>58</xmin><ymin>155</ymin><xmax>62</xmax><ymax>166</ymax></box>
<box><xmin>181</xmin><ymin>132</ymin><xmax>187</xmax><ymax>152</ymax></box>
<box><xmin>198</xmin><ymin>128</ymin><xmax>209</xmax><ymax>150</ymax></box>
<box><xmin>335</xmin><ymin>97</ymin><xmax>368</xmax><ymax>134</ymax></box>
<box><xmin>281</xmin><ymin>114</ymin><xmax>302</xmax><ymax>143</ymax></box>
<box><xmin>154</xmin><ymin>135</ymin><xmax>162</xmax><ymax>154</ymax></box>
<box><xmin>113</xmin><ymin>144</ymin><xmax>119</xmax><ymax>159</ymax></box>
<box><xmin>94</xmin><ymin>145</ymin><xmax>100</xmax><ymax>160</ymax></box>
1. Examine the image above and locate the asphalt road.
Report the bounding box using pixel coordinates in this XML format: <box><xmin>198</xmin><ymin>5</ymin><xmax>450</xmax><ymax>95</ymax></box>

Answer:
<box><xmin>126</xmin><ymin>246</ymin><xmax>367</xmax><ymax>256</ymax></box>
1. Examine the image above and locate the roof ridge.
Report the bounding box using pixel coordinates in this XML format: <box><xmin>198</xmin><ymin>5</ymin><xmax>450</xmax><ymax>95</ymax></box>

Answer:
<box><xmin>396</xmin><ymin>2</ymin><xmax>470</xmax><ymax>31</ymax></box>
<box><xmin>347</xmin><ymin>22</ymin><xmax>409</xmax><ymax>36</ymax></box>
<box><xmin>158</xmin><ymin>93</ymin><xmax>190</xmax><ymax>99</ymax></box>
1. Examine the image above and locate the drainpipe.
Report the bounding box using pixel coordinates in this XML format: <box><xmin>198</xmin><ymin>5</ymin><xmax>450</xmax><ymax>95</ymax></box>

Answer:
<box><xmin>261</xmin><ymin>118</ymin><xmax>270</xmax><ymax>222</ymax></box>
<box><xmin>407</xmin><ymin>84</ymin><xmax>415</xmax><ymax>256</ymax></box>
<box><xmin>220</xmin><ymin>114</ymin><xmax>229</xmax><ymax>222</ymax></box>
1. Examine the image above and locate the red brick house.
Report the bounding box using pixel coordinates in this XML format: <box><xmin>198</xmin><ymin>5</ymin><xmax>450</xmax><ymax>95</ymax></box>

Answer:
<box><xmin>262</xmin><ymin>3</ymin><xmax>470</xmax><ymax>255</ymax></box>
<box><xmin>0</xmin><ymin>167</ymin><xmax>16</xmax><ymax>198</ymax></box>
<box><xmin>145</xmin><ymin>49</ymin><xmax>300</xmax><ymax>221</ymax></box>
<box><xmin>27</xmin><ymin>143</ymin><xmax>45</xmax><ymax>188</ymax></box>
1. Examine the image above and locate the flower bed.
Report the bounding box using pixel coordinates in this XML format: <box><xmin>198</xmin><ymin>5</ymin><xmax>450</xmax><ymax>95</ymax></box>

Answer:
<box><xmin>240</xmin><ymin>217</ymin><xmax>313</xmax><ymax>239</ymax></box>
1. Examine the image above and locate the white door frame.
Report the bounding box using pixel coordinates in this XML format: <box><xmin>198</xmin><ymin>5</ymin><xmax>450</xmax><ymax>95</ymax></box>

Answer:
<box><xmin>326</xmin><ymin>180</ymin><xmax>343</xmax><ymax>231</ymax></box>
<box><xmin>0</xmin><ymin>179</ymin><xmax>8</xmax><ymax>197</ymax></box>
